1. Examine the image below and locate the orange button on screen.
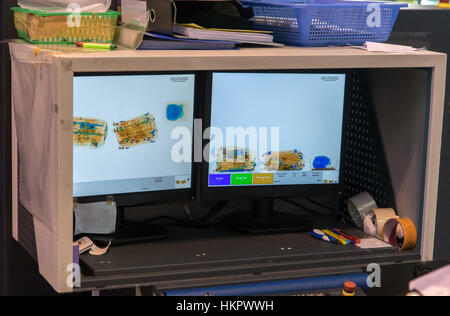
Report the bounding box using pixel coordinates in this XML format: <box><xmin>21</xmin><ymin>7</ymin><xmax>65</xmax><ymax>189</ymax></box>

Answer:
<box><xmin>253</xmin><ymin>173</ymin><xmax>274</xmax><ymax>185</ymax></box>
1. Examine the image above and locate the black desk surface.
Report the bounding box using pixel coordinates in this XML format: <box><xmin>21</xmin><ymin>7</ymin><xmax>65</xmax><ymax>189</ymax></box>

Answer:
<box><xmin>80</xmin><ymin>215</ymin><xmax>420</xmax><ymax>290</ymax></box>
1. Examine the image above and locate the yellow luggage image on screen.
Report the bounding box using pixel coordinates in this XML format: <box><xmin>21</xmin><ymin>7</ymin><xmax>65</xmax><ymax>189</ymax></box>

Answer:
<box><xmin>113</xmin><ymin>113</ymin><xmax>158</xmax><ymax>150</ymax></box>
<box><xmin>73</xmin><ymin>117</ymin><xmax>108</xmax><ymax>149</ymax></box>
<box><xmin>263</xmin><ymin>150</ymin><xmax>305</xmax><ymax>171</ymax></box>
<box><xmin>215</xmin><ymin>147</ymin><xmax>256</xmax><ymax>173</ymax></box>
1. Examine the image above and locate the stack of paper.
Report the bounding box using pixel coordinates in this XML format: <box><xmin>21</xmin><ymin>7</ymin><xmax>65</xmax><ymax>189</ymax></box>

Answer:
<box><xmin>173</xmin><ymin>23</ymin><xmax>275</xmax><ymax>45</ymax></box>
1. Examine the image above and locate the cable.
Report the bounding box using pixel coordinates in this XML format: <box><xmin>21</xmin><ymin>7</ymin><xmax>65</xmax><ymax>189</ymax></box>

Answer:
<box><xmin>303</xmin><ymin>197</ymin><xmax>338</xmax><ymax>212</ymax></box>
<box><xmin>145</xmin><ymin>216</ymin><xmax>192</xmax><ymax>225</ymax></box>
<box><xmin>143</xmin><ymin>201</ymin><xmax>232</xmax><ymax>227</ymax></box>
<box><xmin>184</xmin><ymin>204</ymin><xmax>193</xmax><ymax>221</ymax></box>
<box><xmin>280</xmin><ymin>198</ymin><xmax>325</xmax><ymax>216</ymax></box>
<box><xmin>184</xmin><ymin>202</ymin><xmax>248</xmax><ymax>228</ymax></box>
<box><xmin>303</xmin><ymin>197</ymin><xmax>353</xmax><ymax>224</ymax></box>
<box><xmin>146</xmin><ymin>199</ymin><xmax>326</xmax><ymax>226</ymax></box>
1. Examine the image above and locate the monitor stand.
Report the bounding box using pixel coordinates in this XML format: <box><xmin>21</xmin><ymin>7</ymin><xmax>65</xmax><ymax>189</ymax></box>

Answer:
<box><xmin>225</xmin><ymin>199</ymin><xmax>313</xmax><ymax>234</ymax></box>
<box><xmin>89</xmin><ymin>207</ymin><xmax>167</xmax><ymax>246</ymax></box>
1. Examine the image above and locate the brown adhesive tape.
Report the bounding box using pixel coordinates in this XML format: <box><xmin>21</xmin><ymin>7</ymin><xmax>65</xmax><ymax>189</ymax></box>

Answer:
<box><xmin>365</xmin><ymin>208</ymin><xmax>398</xmax><ymax>239</ymax></box>
<box><xmin>383</xmin><ymin>218</ymin><xmax>418</xmax><ymax>251</ymax></box>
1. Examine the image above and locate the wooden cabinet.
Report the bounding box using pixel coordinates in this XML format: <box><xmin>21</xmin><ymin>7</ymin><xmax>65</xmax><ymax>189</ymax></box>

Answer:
<box><xmin>10</xmin><ymin>43</ymin><xmax>447</xmax><ymax>293</ymax></box>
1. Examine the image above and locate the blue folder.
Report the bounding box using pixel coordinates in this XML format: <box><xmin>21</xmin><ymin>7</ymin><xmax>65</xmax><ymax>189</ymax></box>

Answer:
<box><xmin>139</xmin><ymin>32</ymin><xmax>237</xmax><ymax>50</ymax></box>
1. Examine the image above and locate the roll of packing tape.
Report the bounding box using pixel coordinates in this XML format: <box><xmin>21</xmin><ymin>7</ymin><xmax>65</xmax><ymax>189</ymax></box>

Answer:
<box><xmin>363</xmin><ymin>208</ymin><xmax>398</xmax><ymax>239</ymax></box>
<box><xmin>363</xmin><ymin>213</ymin><xmax>378</xmax><ymax>236</ymax></box>
<box><xmin>347</xmin><ymin>192</ymin><xmax>378</xmax><ymax>229</ymax></box>
<box><xmin>383</xmin><ymin>218</ymin><xmax>418</xmax><ymax>251</ymax></box>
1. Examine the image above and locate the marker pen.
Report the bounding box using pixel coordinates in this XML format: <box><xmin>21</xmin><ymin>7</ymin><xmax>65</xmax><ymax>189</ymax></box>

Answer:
<box><xmin>311</xmin><ymin>229</ymin><xmax>336</xmax><ymax>243</ymax></box>
<box><xmin>76</xmin><ymin>42</ymin><xmax>116</xmax><ymax>50</ymax></box>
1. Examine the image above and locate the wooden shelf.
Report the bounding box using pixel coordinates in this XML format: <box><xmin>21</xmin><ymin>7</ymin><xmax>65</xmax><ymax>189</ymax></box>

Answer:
<box><xmin>55</xmin><ymin>46</ymin><xmax>446</xmax><ymax>72</ymax></box>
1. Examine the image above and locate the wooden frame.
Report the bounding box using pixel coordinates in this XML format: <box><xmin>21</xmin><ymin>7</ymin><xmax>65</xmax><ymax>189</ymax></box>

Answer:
<box><xmin>11</xmin><ymin>45</ymin><xmax>447</xmax><ymax>293</ymax></box>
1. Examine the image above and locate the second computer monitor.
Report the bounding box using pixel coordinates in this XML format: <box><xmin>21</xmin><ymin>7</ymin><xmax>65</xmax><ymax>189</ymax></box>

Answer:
<box><xmin>204</xmin><ymin>71</ymin><xmax>348</xmax><ymax>199</ymax></box>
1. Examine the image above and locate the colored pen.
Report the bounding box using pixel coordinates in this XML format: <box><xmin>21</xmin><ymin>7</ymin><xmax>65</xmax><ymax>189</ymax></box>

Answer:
<box><xmin>311</xmin><ymin>229</ymin><xmax>331</xmax><ymax>243</ymax></box>
<box><xmin>322</xmin><ymin>229</ymin><xmax>350</xmax><ymax>246</ymax></box>
<box><xmin>75</xmin><ymin>42</ymin><xmax>116</xmax><ymax>50</ymax></box>
<box><xmin>330</xmin><ymin>228</ymin><xmax>355</xmax><ymax>245</ymax></box>
<box><xmin>311</xmin><ymin>229</ymin><xmax>337</xmax><ymax>244</ymax></box>
<box><xmin>332</xmin><ymin>228</ymin><xmax>361</xmax><ymax>245</ymax></box>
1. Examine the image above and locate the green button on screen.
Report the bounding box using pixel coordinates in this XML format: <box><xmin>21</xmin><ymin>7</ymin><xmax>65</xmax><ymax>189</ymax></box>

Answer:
<box><xmin>231</xmin><ymin>174</ymin><xmax>253</xmax><ymax>185</ymax></box>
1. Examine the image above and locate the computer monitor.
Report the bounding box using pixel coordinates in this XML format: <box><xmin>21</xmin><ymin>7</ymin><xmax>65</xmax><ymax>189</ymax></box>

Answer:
<box><xmin>73</xmin><ymin>72</ymin><xmax>198</xmax><ymax>243</ymax></box>
<box><xmin>202</xmin><ymin>71</ymin><xmax>348</xmax><ymax>234</ymax></box>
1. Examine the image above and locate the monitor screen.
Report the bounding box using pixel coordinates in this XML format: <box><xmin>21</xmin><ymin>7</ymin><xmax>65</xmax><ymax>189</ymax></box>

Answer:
<box><xmin>73</xmin><ymin>73</ymin><xmax>195</xmax><ymax>198</ymax></box>
<box><xmin>207</xmin><ymin>72</ymin><xmax>346</xmax><ymax>188</ymax></box>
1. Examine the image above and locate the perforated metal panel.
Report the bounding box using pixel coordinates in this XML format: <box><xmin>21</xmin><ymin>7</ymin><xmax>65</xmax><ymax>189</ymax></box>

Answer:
<box><xmin>17</xmin><ymin>156</ymin><xmax>37</xmax><ymax>262</ymax></box>
<box><xmin>18</xmin><ymin>204</ymin><xmax>37</xmax><ymax>262</ymax></box>
<box><xmin>343</xmin><ymin>71</ymin><xmax>396</xmax><ymax>209</ymax></box>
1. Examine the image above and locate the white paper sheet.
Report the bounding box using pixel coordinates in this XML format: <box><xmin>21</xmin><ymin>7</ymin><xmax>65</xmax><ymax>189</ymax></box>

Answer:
<box><xmin>10</xmin><ymin>43</ymin><xmax>59</xmax><ymax>233</ymax></box>
<box><xmin>354</xmin><ymin>42</ymin><xmax>424</xmax><ymax>53</ymax></box>
<box><xmin>356</xmin><ymin>238</ymin><xmax>394</xmax><ymax>249</ymax></box>
<box><xmin>74</xmin><ymin>202</ymin><xmax>117</xmax><ymax>235</ymax></box>
<box><xmin>409</xmin><ymin>265</ymin><xmax>450</xmax><ymax>296</ymax></box>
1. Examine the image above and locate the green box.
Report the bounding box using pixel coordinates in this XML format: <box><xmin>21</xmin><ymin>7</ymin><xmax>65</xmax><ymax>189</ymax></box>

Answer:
<box><xmin>231</xmin><ymin>174</ymin><xmax>253</xmax><ymax>185</ymax></box>
<box><xmin>11</xmin><ymin>7</ymin><xmax>120</xmax><ymax>44</ymax></box>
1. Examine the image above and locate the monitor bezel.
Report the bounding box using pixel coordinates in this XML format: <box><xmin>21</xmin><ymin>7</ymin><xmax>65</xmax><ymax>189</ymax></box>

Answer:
<box><xmin>201</xmin><ymin>70</ymin><xmax>352</xmax><ymax>201</ymax></box>
<box><xmin>73</xmin><ymin>71</ymin><xmax>203</xmax><ymax>207</ymax></box>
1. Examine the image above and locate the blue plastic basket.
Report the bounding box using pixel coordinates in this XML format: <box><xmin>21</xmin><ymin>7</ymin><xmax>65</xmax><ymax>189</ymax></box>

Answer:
<box><xmin>242</xmin><ymin>0</ymin><xmax>408</xmax><ymax>47</ymax></box>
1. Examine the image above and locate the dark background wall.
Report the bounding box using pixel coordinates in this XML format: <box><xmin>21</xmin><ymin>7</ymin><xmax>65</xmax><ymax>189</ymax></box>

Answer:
<box><xmin>1</xmin><ymin>0</ymin><xmax>55</xmax><ymax>296</ymax></box>
<box><xmin>390</xmin><ymin>8</ymin><xmax>450</xmax><ymax>261</ymax></box>
<box><xmin>0</xmin><ymin>0</ymin><xmax>15</xmax><ymax>297</ymax></box>
<box><xmin>0</xmin><ymin>0</ymin><xmax>119</xmax><ymax>296</ymax></box>
<box><xmin>0</xmin><ymin>0</ymin><xmax>118</xmax><ymax>296</ymax></box>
